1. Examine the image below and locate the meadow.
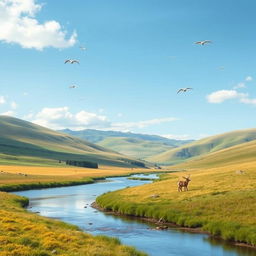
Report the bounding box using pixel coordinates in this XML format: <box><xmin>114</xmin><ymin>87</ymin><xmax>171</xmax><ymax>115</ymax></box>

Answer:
<box><xmin>96</xmin><ymin>165</ymin><xmax>256</xmax><ymax>247</ymax></box>
<box><xmin>0</xmin><ymin>192</ymin><xmax>147</xmax><ymax>256</ymax></box>
<box><xmin>0</xmin><ymin>165</ymin><xmax>155</xmax><ymax>191</ymax></box>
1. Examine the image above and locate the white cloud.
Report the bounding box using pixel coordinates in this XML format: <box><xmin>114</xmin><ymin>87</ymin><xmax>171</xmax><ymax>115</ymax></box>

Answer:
<box><xmin>207</xmin><ymin>90</ymin><xmax>247</xmax><ymax>103</ymax></box>
<box><xmin>245</xmin><ymin>76</ymin><xmax>253</xmax><ymax>82</ymax></box>
<box><xmin>10</xmin><ymin>101</ymin><xmax>17</xmax><ymax>109</ymax></box>
<box><xmin>240</xmin><ymin>97</ymin><xmax>256</xmax><ymax>105</ymax></box>
<box><xmin>162</xmin><ymin>134</ymin><xmax>192</xmax><ymax>140</ymax></box>
<box><xmin>111</xmin><ymin>117</ymin><xmax>177</xmax><ymax>131</ymax></box>
<box><xmin>29</xmin><ymin>106</ymin><xmax>177</xmax><ymax>131</ymax></box>
<box><xmin>0</xmin><ymin>0</ymin><xmax>77</xmax><ymax>50</ymax></box>
<box><xmin>1</xmin><ymin>110</ymin><xmax>15</xmax><ymax>116</ymax></box>
<box><xmin>32</xmin><ymin>107</ymin><xmax>110</xmax><ymax>130</ymax></box>
<box><xmin>0</xmin><ymin>96</ymin><xmax>6</xmax><ymax>104</ymax></box>
<box><xmin>233</xmin><ymin>82</ymin><xmax>246</xmax><ymax>89</ymax></box>
<box><xmin>207</xmin><ymin>89</ymin><xmax>256</xmax><ymax>106</ymax></box>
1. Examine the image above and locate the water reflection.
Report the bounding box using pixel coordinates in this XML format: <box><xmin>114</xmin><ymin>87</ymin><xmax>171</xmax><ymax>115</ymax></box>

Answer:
<box><xmin>15</xmin><ymin>174</ymin><xmax>255</xmax><ymax>256</ymax></box>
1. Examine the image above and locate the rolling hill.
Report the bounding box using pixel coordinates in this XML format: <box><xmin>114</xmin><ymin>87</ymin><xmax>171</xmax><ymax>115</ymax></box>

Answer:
<box><xmin>176</xmin><ymin>138</ymin><xmax>256</xmax><ymax>169</ymax></box>
<box><xmin>0</xmin><ymin>116</ymin><xmax>148</xmax><ymax>168</ymax></box>
<box><xmin>148</xmin><ymin>128</ymin><xmax>256</xmax><ymax>165</ymax></box>
<box><xmin>60</xmin><ymin>129</ymin><xmax>192</xmax><ymax>159</ymax></box>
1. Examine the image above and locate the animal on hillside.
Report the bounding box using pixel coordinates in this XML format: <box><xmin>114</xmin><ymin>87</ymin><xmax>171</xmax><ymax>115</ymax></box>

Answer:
<box><xmin>178</xmin><ymin>175</ymin><xmax>191</xmax><ymax>192</ymax></box>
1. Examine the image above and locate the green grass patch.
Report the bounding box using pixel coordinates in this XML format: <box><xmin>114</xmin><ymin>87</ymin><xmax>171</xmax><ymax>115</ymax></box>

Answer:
<box><xmin>0</xmin><ymin>192</ymin><xmax>148</xmax><ymax>256</ymax></box>
<box><xmin>96</xmin><ymin>168</ymin><xmax>256</xmax><ymax>247</ymax></box>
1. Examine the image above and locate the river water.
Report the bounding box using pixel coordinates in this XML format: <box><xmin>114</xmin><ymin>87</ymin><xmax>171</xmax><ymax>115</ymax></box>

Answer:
<box><xmin>15</xmin><ymin>174</ymin><xmax>255</xmax><ymax>256</ymax></box>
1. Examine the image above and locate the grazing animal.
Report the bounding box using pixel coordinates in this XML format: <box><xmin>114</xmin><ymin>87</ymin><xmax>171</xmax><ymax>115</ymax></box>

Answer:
<box><xmin>177</xmin><ymin>88</ymin><xmax>193</xmax><ymax>94</ymax></box>
<box><xmin>195</xmin><ymin>40</ymin><xmax>212</xmax><ymax>45</ymax></box>
<box><xmin>178</xmin><ymin>175</ymin><xmax>191</xmax><ymax>192</ymax></box>
<box><xmin>65</xmin><ymin>59</ymin><xmax>80</xmax><ymax>64</ymax></box>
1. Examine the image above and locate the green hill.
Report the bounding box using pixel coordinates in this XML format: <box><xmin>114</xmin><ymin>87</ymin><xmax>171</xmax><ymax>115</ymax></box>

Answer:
<box><xmin>148</xmin><ymin>128</ymin><xmax>256</xmax><ymax>165</ymax></box>
<box><xmin>59</xmin><ymin>129</ymin><xmax>192</xmax><ymax>159</ymax></box>
<box><xmin>177</xmin><ymin>138</ymin><xmax>256</xmax><ymax>169</ymax></box>
<box><xmin>97</xmin><ymin>137</ymin><xmax>175</xmax><ymax>159</ymax></box>
<box><xmin>0</xmin><ymin>116</ymin><xmax>148</xmax><ymax>168</ymax></box>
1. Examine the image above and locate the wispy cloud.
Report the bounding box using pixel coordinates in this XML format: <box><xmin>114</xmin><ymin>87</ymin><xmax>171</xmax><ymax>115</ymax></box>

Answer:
<box><xmin>245</xmin><ymin>76</ymin><xmax>253</xmax><ymax>82</ymax></box>
<box><xmin>233</xmin><ymin>82</ymin><xmax>246</xmax><ymax>89</ymax></box>
<box><xmin>233</xmin><ymin>76</ymin><xmax>253</xmax><ymax>89</ymax></box>
<box><xmin>207</xmin><ymin>90</ymin><xmax>247</xmax><ymax>103</ymax></box>
<box><xmin>111</xmin><ymin>117</ymin><xmax>177</xmax><ymax>131</ymax></box>
<box><xmin>10</xmin><ymin>101</ymin><xmax>17</xmax><ymax>109</ymax></box>
<box><xmin>0</xmin><ymin>96</ymin><xmax>6</xmax><ymax>104</ymax></box>
<box><xmin>28</xmin><ymin>106</ymin><xmax>177</xmax><ymax>131</ymax></box>
<box><xmin>207</xmin><ymin>89</ymin><xmax>256</xmax><ymax>105</ymax></box>
<box><xmin>1</xmin><ymin>110</ymin><xmax>15</xmax><ymax>116</ymax></box>
<box><xmin>162</xmin><ymin>134</ymin><xmax>192</xmax><ymax>140</ymax></box>
<box><xmin>0</xmin><ymin>0</ymin><xmax>77</xmax><ymax>50</ymax></box>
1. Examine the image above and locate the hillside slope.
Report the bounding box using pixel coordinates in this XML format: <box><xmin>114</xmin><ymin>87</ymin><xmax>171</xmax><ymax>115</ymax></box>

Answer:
<box><xmin>148</xmin><ymin>128</ymin><xmax>256</xmax><ymax>165</ymax></box>
<box><xmin>177</xmin><ymin>139</ymin><xmax>256</xmax><ymax>169</ymax></box>
<box><xmin>0</xmin><ymin>116</ymin><xmax>147</xmax><ymax>167</ymax></box>
<box><xmin>60</xmin><ymin>129</ymin><xmax>192</xmax><ymax>159</ymax></box>
<box><xmin>97</xmin><ymin>137</ymin><xmax>175</xmax><ymax>159</ymax></box>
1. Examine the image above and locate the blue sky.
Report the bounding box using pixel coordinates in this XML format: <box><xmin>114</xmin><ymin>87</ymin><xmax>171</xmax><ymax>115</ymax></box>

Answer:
<box><xmin>0</xmin><ymin>0</ymin><xmax>256</xmax><ymax>140</ymax></box>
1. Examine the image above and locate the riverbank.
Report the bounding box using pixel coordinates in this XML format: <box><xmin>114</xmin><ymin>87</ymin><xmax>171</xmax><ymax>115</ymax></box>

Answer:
<box><xmin>0</xmin><ymin>166</ymin><xmax>162</xmax><ymax>255</ymax></box>
<box><xmin>0</xmin><ymin>165</ymin><xmax>163</xmax><ymax>192</ymax></box>
<box><xmin>96</xmin><ymin>167</ymin><xmax>256</xmax><ymax>248</ymax></box>
<box><xmin>0</xmin><ymin>191</ymin><xmax>148</xmax><ymax>256</ymax></box>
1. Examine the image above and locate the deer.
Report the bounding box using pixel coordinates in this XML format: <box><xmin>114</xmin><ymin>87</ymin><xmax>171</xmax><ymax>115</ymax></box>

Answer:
<box><xmin>178</xmin><ymin>175</ymin><xmax>191</xmax><ymax>192</ymax></box>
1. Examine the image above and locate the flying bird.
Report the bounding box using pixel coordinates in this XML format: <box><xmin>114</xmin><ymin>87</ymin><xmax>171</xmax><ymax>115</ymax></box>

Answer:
<box><xmin>177</xmin><ymin>88</ymin><xmax>193</xmax><ymax>94</ymax></box>
<box><xmin>65</xmin><ymin>59</ymin><xmax>80</xmax><ymax>64</ymax></box>
<box><xmin>80</xmin><ymin>46</ymin><xmax>87</xmax><ymax>51</ymax></box>
<box><xmin>69</xmin><ymin>85</ymin><xmax>78</xmax><ymax>89</ymax></box>
<box><xmin>195</xmin><ymin>40</ymin><xmax>212</xmax><ymax>45</ymax></box>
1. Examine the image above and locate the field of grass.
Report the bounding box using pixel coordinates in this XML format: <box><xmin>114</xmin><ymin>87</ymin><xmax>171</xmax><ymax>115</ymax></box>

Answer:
<box><xmin>0</xmin><ymin>165</ymin><xmax>156</xmax><ymax>191</ymax></box>
<box><xmin>0</xmin><ymin>192</ymin><xmax>147</xmax><ymax>256</ymax></box>
<box><xmin>148</xmin><ymin>128</ymin><xmax>256</xmax><ymax>165</ymax></box>
<box><xmin>96</xmin><ymin>166</ymin><xmax>256</xmax><ymax>246</ymax></box>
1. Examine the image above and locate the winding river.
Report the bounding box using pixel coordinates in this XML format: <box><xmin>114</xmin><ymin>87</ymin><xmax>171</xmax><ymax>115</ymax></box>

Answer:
<box><xmin>15</xmin><ymin>174</ymin><xmax>255</xmax><ymax>256</ymax></box>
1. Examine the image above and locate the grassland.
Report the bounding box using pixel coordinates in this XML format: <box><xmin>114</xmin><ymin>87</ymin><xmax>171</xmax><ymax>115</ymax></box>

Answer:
<box><xmin>0</xmin><ymin>165</ymin><xmax>155</xmax><ymax>255</ymax></box>
<box><xmin>96</xmin><ymin>166</ymin><xmax>256</xmax><ymax>247</ymax></box>
<box><xmin>148</xmin><ymin>128</ymin><xmax>256</xmax><ymax>165</ymax></box>
<box><xmin>0</xmin><ymin>165</ymin><xmax>156</xmax><ymax>192</ymax></box>
<box><xmin>0</xmin><ymin>192</ymin><xmax>147</xmax><ymax>256</ymax></box>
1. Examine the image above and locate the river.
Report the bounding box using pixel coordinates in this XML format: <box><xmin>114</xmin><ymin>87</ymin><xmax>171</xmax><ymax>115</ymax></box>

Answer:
<box><xmin>15</xmin><ymin>174</ymin><xmax>255</xmax><ymax>256</ymax></box>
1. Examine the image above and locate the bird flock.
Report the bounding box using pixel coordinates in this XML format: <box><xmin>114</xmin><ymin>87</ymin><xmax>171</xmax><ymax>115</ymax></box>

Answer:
<box><xmin>65</xmin><ymin>46</ymin><xmax>86</xmax><ymax>89</ymax></box>
<box><xmin>65</xmin><ymin>42</ymin><xmax>211</xmax><ymax>94</ymax></box>
<box><xmin>177</xmin><ymin>40</ymin><xmax>212</xmax><ymax>94</ymax></box>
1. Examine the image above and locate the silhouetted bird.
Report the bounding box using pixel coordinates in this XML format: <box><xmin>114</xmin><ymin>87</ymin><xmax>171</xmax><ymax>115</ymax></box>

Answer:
<box><xmin>177</xmin><ymin>88</ymin><xmax>193</xmax><ymax>94</ymax></box>
<box><xmin>65</xmin><ymin>59</ymin><xmax>80</xmax><ymax>64</ymax></box>
<box><xmin>195</xmin><ymin>40</ymin><xmax>212</xmax><ymax>45</ymax></box>
<box><xmin>69</xmin><ymin>85</ymin><xmax>78</xmax><ymax>89</ymax></box>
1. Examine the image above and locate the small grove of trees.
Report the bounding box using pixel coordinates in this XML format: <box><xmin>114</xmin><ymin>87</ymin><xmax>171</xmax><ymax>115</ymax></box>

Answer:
<box><xmin>120</xmin><ymin>159</ymin><xmax>146</xmax><ymax>168</ymax></box>
<box><xmin>66</xmin><ymin>160</ymin><xmax>98</xmax><ymax>169</ymax></box>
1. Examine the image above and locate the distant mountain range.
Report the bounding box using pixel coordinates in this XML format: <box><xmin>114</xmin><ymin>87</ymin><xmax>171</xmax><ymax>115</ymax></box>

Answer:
<box><xmin>147</xmin><ymin>128</ymin><xmax>256</xmax><ymax>165</ymax></box>
<box><xmin>0</xmin><ymin>116</ymin><xmax>148</xmax><ymax>168</ymax></box>
<box><xmin>59</xmin><ymin>129</ymin><xmax>193</xmax><ymax>159</ymax></box>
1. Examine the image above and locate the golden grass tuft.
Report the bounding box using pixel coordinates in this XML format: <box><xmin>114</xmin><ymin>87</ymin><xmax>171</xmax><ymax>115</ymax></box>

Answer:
<box><xmin>97</xmin><ymin>166</ymin><xmax>256</xmax><ymax>246</ymax></box>
<box><xmin>0</xmin><ymin>192</ymin><xmax>147</xmax><ymax>256</ymax></box>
